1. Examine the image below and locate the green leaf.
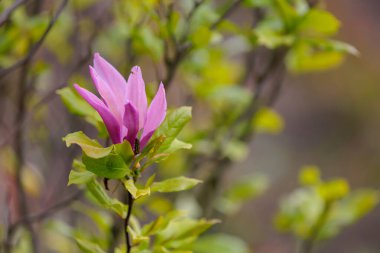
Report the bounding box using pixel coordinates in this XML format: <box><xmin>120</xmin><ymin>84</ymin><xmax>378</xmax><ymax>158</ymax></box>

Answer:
<box><xmin>221</xmin><ymin>140</ymin><xmax>248</xmax><ymax>162</ymax></box>
<box><xmin>255</xmin><ymin>26</ymin><xmax>295</xmax><ymax>48</ymax></box>
<box><xmin>319</xmin><ymin>189</ymin><xmax>379</xmax><ymax>239</ymax></box>
<box><xmin>164</xmin><ymin>139</ymin><xmax>192</xmax><ymax>153</ymax></box>
<box><xmin>253</xmin><ymin>108</ymin><xmax>284</xmax><ymax>134</ymax></box>
<box><xmin>142</xmin><ymin>210</ymin><xmax>187</xmax><ymax>237</ymax></box>
<box><xmin>153</xmin><ymin>107</ymin><xmax>192</xmax><ymax>153</ymax></box>
<box><xmin>114</xmin><ymin>140</ymin><xmax>135</xmax><ymax>165</ymax></box>
<box><xmin>286</xmin><ymin>41</ymin><xmax>345</xmax><ymax>73</ymax></box>
<box><xmin>141</xmin><ymin>216</ymin><xmax>166</xmax><ymax>236</ymax></box>
<box><xmin>139</xmin><ymin>135</ymin><xmax>166</xmax><ymax>160</ymax></box>
<box><xmin>145</xmin><ymin>173</ymin><xmax>156</xmax><ymax>187</ymax></box>
<box><xmin>82</xmin><ymin>152</ymin><xmax>130</xmax><ymax>179</ymax></box>
<box><xmin>224</xmin><ymin>174</ymin><xmax>268</xmax><ymax>203</ymax></box>
<box><xmin>217</xmin><ymin>174</ymin><xmax>268</xmax><ymax>214</ymax></box>
<box><xmin>123</xmin><ymin>179</ymin><xmax>151</xmax><ymax>199</ymax></box>
<box><xmin>299</xmin><ymin>165</ymin><xmax>321</xmax><ymax>186</ymax></box>
<box><xmin>76</xmin><ymin>238</ymin><xmax>106</xmax><ymax>253</ymax></box>
<box><xmin>297</xmin><ymin>10</ymin><xmax>340</xmax><ymax>36</ymax></box>
<box><xmin>274</xmin><ymin>188</ymin><xmax>324</xmax><ymax>238</ymax></box>
<box><xmin>151</xmin><ymin>177</ymin><xmax>202</xmax><ymax>193</ymax></box>
<box><xmin>57</xmin><ymin>87</ymin><xmax>98</xmax><ymax>117</ymax></box>
<box><xmin>68</xmin><ymin>170</ymin><xmax>95</xmax><ymax>185</ymax></box>
<box><xmin>156</xmin><ymin>218</ymin><xmax>219</xmax><ymax>247</ymax></box>
<box><xmin>274</xmin><ymin>0</ymin><xmax>298</xmax><ymax>30</ymax></box>
<box><xmin>86</xmin><ymin>179</ymin><xmax>128</xmax><ymax>217</ymax></box>
<box><xmin>317</xmin><ymin>179</ymin><xmax>350</xmax><ymax>201</ymax></box>
<box><xmin>58</xmin><ymin>87</ymin><xmax>106</xmax><ymax>133</ymax></box>
<box><xmin>190</xmin><ymin>26</ymin><xmax>212</xmax><ymax>47</ymax></box>
<box><xmin>133</xmin><ymin>27</ymin><xmax>164</xmax><ymax>60</ymax></box>
<box><xmin>191</xmin><ymin>233</ymin><xmax>250</xmax><ymax>253</ymax></box>
<box><xmin>243</xmin><ymin>0</ymin><xmax>272</xmax><ymax>8</ymax></box>
<box><xmin>63</xmin><ymin>131</ymin><xmax>112</xmax><ymax>159</ymax></box>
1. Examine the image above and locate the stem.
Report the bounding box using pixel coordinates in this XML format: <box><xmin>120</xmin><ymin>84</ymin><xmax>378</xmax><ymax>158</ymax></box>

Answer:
<box><xmin>298</xmin><ymin>201</ymin><xmax>333</xmax><ymax>253</ymax></box>
<box><xmin>125</xmin><ymin>192</ymin><xmax>134</xmax><ymax>253</ymax></box>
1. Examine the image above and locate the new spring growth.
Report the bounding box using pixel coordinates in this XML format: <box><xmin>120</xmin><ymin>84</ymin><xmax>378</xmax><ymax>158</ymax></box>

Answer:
<box><xmin>74</xmin><ymin>53</ymin><xmax>167</xmax><ymax>152</ymax></box>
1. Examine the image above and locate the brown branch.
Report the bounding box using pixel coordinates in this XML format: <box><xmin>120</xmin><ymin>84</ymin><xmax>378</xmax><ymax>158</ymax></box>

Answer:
<box><xmin>0</xmin><ymin>0</ymin><xmax>69</xmax><ymax>80</ymax></box>
<box><xmin>210</xmin><ymin>0</ymin><xmax>243</xmax><ymax>30</ymax></box>
<box><xmin>0</xmin><ymin>0</ymin><xmax>27</xmax><ymax>27</ymax></box>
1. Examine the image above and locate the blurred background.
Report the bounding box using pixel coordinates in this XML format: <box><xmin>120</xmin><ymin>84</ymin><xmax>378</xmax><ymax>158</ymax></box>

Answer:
<box><xmin>245</xmin><ymin>1</ymin><xmax>380</xmax><ymax>252</ymax></box>
<box><xmin>0</xmin><ymin>0</ymin><xmax>379</xmax><ymax>252</ymax></box>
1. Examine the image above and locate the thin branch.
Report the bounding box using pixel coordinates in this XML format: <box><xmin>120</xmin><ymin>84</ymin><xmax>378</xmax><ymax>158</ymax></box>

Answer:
<box><xmin>125</xmin><ymin>193</ymin><xmax>134</xmax><ymax>253</ymax></box>
<box><xmin>0</xmin><ymin>0</ymin><xmax>69</xmax><ymax>80</ymax></box>
<box><xmin>210</xmin><ymin>0</ymin><xmax>243</xmax><ymax>30</ymax></box>
<box><xmin>0</xmin><ymin>0</ymin><xmax>27</xmax><ymax>27</ymax></box>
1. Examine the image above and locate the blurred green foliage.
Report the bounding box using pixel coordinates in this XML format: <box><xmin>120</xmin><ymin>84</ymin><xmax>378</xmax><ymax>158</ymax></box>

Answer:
<box><xmin>275</xmin><ymin>166</ymin><xmax>379</xmax><ymax>242</ymax></box>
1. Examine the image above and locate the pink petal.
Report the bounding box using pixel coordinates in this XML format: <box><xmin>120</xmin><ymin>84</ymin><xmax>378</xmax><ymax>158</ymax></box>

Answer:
<box><xmin>74</xmin><ymin>84</ymin><xmax>121</xmax><ymax>144</ymax></box>
<box><xmin>140</xmin><ymin>82</ymin><xmax>167</xmax><ymax>149</ymax></box>
<box><xmin>123</xmin><ymin>102</ymin><xmax>139</xmax><ymax>147</ymax></box>
<box><xmin>93</xmin><ymin>53</ymin><xmax>127</xmax><ymax>104</ymax></box>
<box><xmin>126</xmin><ymin>66</ymin><xmax>148</xmax><ymax>130</ymax></box>
<box><xmin>89</xmin><ymin>66</ymin><xmax>123</xmax><ymax>123</ymax></box>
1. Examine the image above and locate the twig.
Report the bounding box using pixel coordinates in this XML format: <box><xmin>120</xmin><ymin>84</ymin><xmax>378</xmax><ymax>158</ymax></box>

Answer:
<box><xmin>0</xmin><ymin>0</ymin><xmax>69</xmax><ymax>80</ymax></box>
<box><xmin>0</xmin><ymin>0</ymin><xmax>27</xmax><ymax>27</ymax></box>
<box><xmin>210</xmin><ymin>0</ymin><xmax>243</xmax><ymax>30</ymax></box>
<box><xmin>125</xmin><ymin>193</ymin><xmax>134</xmax><ymax>253</ymax></box>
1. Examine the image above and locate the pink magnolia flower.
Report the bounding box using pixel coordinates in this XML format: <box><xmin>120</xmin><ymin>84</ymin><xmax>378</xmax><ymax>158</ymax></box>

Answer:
<box><xmin>74</xmin><ymin>53</ymin><xmax>167</xmax><ymax>151</ymax></box>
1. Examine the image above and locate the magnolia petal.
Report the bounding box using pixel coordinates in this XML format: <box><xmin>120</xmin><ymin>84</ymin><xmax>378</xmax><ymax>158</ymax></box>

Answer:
<box><xmin>93</xmin><ymin>53</ymin><xmax>127</xmax><ymax>103</ymax></box>
<box><xmin>126</xmin><ymin>66</ymin><xmax>148</xmax><ymax>130</ymax></box>
<box><xmin>123</xmin><ymin>102</ymin><xmax>139</xmax><ymax>146</ymax></box>
<box><xmin>140</xmin><ymin>82</ymin><xmax>167</xmax><ymax>149</ymax></box>
<box><xmin>74</xmin><ymin>84</ymin><xmax>121</xmax><ymax>144</ymax></box>
<box><xmin>89</xmin><ymin>66</ymin><xmax>123</xmax><ymax>123</ymax></box>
